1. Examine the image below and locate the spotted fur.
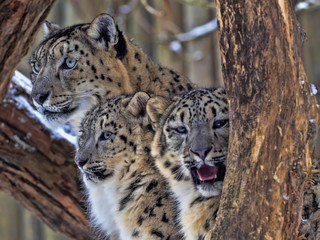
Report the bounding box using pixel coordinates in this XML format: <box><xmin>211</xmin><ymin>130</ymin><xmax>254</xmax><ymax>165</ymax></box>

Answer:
<box><xmin>147</xmin><ymin>88</ymin><xmax>229</xmax><ymax>240</ymax></box>
<box><xmin>76</xmin><ymin>92</ymin><xmax>181</xmax><ymax>240</ymax></box>
<box><xmin>29</xmin><ymin>13</ymin><xmax>195</xmax><ymax>130</ymax></box>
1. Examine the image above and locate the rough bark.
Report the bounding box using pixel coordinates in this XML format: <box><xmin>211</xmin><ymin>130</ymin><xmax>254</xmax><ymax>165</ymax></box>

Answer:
<box><xmin>0</xmin><ymin>0</ymin><xmax>56</xmax><ymax>102</ymax></box>
<box><xmin>0</xmin><ymin>82</ymin><xmax>91</xmax><ymax>240</ymax></box>
<box><xmin>211</xmin><ymin>0</ymin><xmax>319</xmax><ymax>239</ymax></box>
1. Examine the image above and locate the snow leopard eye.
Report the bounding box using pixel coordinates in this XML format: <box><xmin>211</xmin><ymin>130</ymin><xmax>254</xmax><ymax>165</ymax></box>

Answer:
<box><xmin>63</xmin><ymin>57</ymin><xmax>77</xmax><ymax>69</ymax></box>
<box><xmin>33</xmin><ymin>61</ymin><xmax>40</xmax><ymax>74</ymax></box>
<box><xmin>175</xmin><ymin>126</ymin><xmax>187</xmax><ymax>134</ymax></box>
<box><xmin>99</xmin><ymin>131</ymin><xmax>113</xmax><ymax>141</ymax></box>
<box><xmin>213</xmin><ymin>119</ymin><xmax>228</xmax><ymax>129</ymax></box>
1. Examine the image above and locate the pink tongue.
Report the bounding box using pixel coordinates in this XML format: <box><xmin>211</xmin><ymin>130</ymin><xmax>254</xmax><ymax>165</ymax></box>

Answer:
<box><xmin>197</xmin><ymin>164</ymin><xmax>218</xmax><ymax>181</ymax></box>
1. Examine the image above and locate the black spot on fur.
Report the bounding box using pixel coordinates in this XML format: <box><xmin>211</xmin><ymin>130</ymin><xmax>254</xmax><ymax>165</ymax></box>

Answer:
<box><xmin>161</xmin><ymin>213</ymin><xmax>169</xmax><ymax>223</ymax></box>
<box><xmin>74</xmin><ymin>44</ymin><xmax>79</xmax><ymax>51</ymax></box>
<box><xmin>138</xmin><ymin>215</ymin><xmax>145</xmax><ymax>226</ymax></box>
<box><xmin>190</xmin><ymin>196</ymin><xmax>206</xmax><ymax>208</ymax></box>
<box><xmin>132</xmin><ymin>66</ymin><xmax>137</xmax><ymax>71</ymax></box>
<box><xmin>171</xmin><ymin>165</ymin><xmax>180</xmax><ymax>174</ymax></box>
<box><xmin>120</xmin><ymin>135</ymin><xmax>127</xmax><ymax>144</ymax></box>
<box><xmin>211</xmin><ymin>106</ymin><xmax>216</xmax><ymax>116</ymax></box>
<box><xmin>91</xmin><ymin>65</ymin><xmax>97</xmax><ymax>73</ymax></box>
<box><xmin>164</xmin><ymin>161</ymin><xmax>171</xmax><ymax>168</ymax></box>
<box><xmin>101</xmin><ymin>74</ymin><xmax>105</xmax><ymax>80</ymax></box>
<box><xmin>119</xmin><ymin>176</ymin><xmax>144</xmax><ymax>211</ymax></box>
<box><xmin>198</xmin><ymin>235</ymin><xmax>205</xmax><ymax>240</ymax></box>
<box><xmin>156</xmin><ymin>196</ymin><xmax>164</xmax><ymax>207</ymax></box>
<box><xmin>132</xmin><ymin>229</ymin><xmax>140</xmax><ymax>237</ymax></box>
<box><xmin>178</xmin><ymin>85</ymin><xmax>185</xmax><ymax>91</ymax></box>
<box><xmin>144</xmin><ymin>147</ymin><xmax>150</xmax><ymax>153</ymax></box>
<box><xmin>135</xmin><ymin>52</ymin><xmax>141</xmax><ymax>62</ymax></box>
<box><xmin>151</xmin><ymin>230</ymin><xmax>164</xmax><ymax>238</ymax></box>
<box><xmin>107</xmin><ymin>77</ymin><xmax>113</xmax><ymax>82</ymax></box>
<box><xmin>203</xmin><ymin>218</ymin><xmax>210</xmax><ymax>231</ymax></box>
<box><xmin>180</xmin><ymin>112</ymin><xmax>184</xmax><ymax>122</ymax></box>
<box><xmin>114</xmin><ymin>27</ymin><xmax>128</xmax><ymax>60</ymax></box>
<box><xmin>146</xmin><ymin>180</ymin><xmax>158</xmax><ymax>193</ymax></box>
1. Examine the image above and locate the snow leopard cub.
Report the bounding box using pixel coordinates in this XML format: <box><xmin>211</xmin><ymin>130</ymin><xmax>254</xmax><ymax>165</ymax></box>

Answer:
<box><xmin>76</xmin><ymin>92</ymin><xmax>181</xmax><ymax>240</ymax></box>
<box><xmin>147</xmin><ymin>88</ymin><xmax>229</xmax><ymax>240</ymax></box>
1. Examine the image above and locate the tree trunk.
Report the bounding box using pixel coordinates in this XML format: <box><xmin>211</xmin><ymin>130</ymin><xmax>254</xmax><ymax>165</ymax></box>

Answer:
<box><xmin>0</xmin><ymin>81</ymin><xmax>91</xmax><ymax>240</ymax></box>
<box><xmin>211</xmin><ymin>0</ymin><xmax>319</xmax><ymax>239</ymax></box>
<box><xmin>0</xmin><ymin>0</ymin><xmax>56</xmax><ymax>102</ymax></box>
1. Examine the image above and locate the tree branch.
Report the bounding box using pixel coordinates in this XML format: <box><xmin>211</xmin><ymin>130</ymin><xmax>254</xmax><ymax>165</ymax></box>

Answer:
<box><xmin>0</xmin><ymin>77</ymin><xmax>91</xmax><ymax>239</ymax></box>
<box><xmin>0</xmin><ymin>0</ymin><xmax>56</xmax><ymax>102</ymax></box>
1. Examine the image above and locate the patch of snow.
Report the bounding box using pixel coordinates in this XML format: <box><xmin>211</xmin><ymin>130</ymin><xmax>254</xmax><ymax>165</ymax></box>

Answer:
<box><xmin>193</xmin><ymin>51</ymin><xmax>203</xmax><ymax>61</ymax></box>
<box><xmin>301</xmin><ymin>80</ymin><xmax>305</xmax><ymax>85</ymax></box>
<box><xmin>120</xmin><ymin>5</ymin><xmax>131</xmax><ymax>14</ymax></box>
<box><xmin>311</xmin><ymin>84</ymin><xmax>318</xmax><ymax>95</ymax></box>
<box><xmin>11</xmin><ymin>71</ymin><xmax>76</xmax><ymax>146</ymax></box>
<box><xmin>13</xmin><ymin>135</ymin><xmax>36</xmax><ymax>152</ymax></box>
<box><xmin>309</xmin><ymin>119</ymin><xmax>315</xmax><ymax>123</ymax></box>
<box><xmin>170</xmin><ymin>41</ymin><xmax>182</xmax><ymax>53</ymax></box>
<box><xmin>283</xmin><ymin>194</ymin><xmax>289</xmax><ymax>201</ymax></box>
<box><xmin>12</xmin><ymin>71</ymin><xmax>32</xmax><ymax>94</ymax></box>
<box><xmin>18</xmin><ymin>117</ymin><xmax>27</xmax><ymax>123</ymax></box>
<box><xmin>26</xmin><ymin>132</ymin><xmax>32</xmax><ymax>139</ymax></box>
<box><xmin>54</xmin><ymin>127</ymin><xmax>77</xmax><ymax>145</ymax></box>
<box><xmin>176</xmin><ymin>18</ymin><xmax>217</xmax><ymax>42</ymax></box>
<box><xmin>296</xmin><ymin>2</ymin><xmax>309</xmax><ymax>10</ymax></box>
<box><xmin>316</xmin><ymin>104</ymin><xmax>319</xmax><ymax>108</ymax></box>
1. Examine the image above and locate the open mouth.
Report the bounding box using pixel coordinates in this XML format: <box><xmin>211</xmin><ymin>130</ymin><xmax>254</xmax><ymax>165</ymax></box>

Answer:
<box><xmin>190</xmin><ymin>162</ymin><xmax>226</xmax><ymax>186</ymax></box>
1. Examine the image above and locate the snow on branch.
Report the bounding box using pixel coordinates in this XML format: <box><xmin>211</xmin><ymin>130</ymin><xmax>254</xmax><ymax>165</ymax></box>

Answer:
<box><xmin>9</xmin><ymin>71</ymin><xmax>77</xmax><ymax>145</ymax></box>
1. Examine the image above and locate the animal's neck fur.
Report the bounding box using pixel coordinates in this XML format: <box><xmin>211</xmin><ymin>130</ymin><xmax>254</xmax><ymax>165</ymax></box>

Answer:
<box><xmin>119</xmin><ymin>34</ymin><xmax>195</xmax><ymax>96</ymax></box>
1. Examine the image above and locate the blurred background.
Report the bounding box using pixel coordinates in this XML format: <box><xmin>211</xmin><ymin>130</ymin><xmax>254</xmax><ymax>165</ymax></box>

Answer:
<box><xmin>1</xmin><ymin>0</ymin><xmax>319</xmax><ymax>239</ymax></box>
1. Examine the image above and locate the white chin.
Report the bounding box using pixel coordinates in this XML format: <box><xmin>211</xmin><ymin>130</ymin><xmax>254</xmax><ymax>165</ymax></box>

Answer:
<box><xmin>197</xmin><ymin>181</ymin><xmax>223</xmax><ymax>197</ymax></box>
<box><xmin>43</xmin><ymin>97</ymin><xmax>97</xmax><ymax>130</ymax></box>
<box><xmin>43</xmin><ymin>116</ymin><xmax>68</xmax><ymax>129</ymax></box>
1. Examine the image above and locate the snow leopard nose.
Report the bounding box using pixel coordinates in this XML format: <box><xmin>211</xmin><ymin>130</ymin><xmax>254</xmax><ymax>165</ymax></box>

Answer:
<box><xmin>31</xmin><ymin>91</ymin><xmax>51</xmax><ymax>105</ymax></box>
<box><xmin>75</xmin><ymin>158</ymin><xmax>89</xmax><ymax>168</ymax></box>
<box><xmin>190</xmin><ymin>147</ymin><xmax>212</xmax><ymax>160</ymax></box>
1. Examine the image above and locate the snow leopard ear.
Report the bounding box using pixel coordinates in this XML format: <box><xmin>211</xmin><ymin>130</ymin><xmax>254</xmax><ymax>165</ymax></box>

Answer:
<box><xmin>147</xmin><ymin>96</ymin><xmax>172</xmax><ymax>127</ymax></box>
<box><xmin>43</xmin><ymin>20</ymin><xmax>61</xmax><ymax>38</ymax></box>
<box><xmin>124</xmin><ymin>92</ymin><xmax>151</xmax><ymax>118</ymax></box>
<box><xmin>87</xmin><ymin>13</ymin><xmax>118</xmax><ymax>50</ymax></box>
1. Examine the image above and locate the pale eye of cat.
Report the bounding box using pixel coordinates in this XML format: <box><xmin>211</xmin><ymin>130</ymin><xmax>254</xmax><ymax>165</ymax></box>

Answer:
<box><xmin>33</xmin><ymin>61</ymin><xmax>40</xmax><ymax>74</ymax></box>
<box><xmin>99</xmin><ymin>131</ymin><xmax>113</xmax><ymax>141</ymax></box>
<box><xmin>63</xmin><ymin>57</ymin><xmax>77</xmax><ymax>69</ymax></box>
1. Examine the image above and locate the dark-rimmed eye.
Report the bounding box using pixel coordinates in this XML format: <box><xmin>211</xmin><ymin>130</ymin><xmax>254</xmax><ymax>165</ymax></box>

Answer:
<box><xmin>99</xmin><ymin>131</ymin><xmax>113</xmax><ymax>141</ymax></box>
<box><xmin>175</xmin><ymin>126</ymin><xmax>187</xmax><ymax>134</ymax></box>
<box><xmin>32</xmin><ymin>61</ymin><xmax>40</xmax><ymax>74</ymax></box>
<box><xmin>213</xmin><ymin>119</ymin><xmax>228</xmax><ymax>129</ymax></box>
<box><xmin>62</xmin><ymin>57</ymin><xmax>77</xmax><ymax>69</ymax></box>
